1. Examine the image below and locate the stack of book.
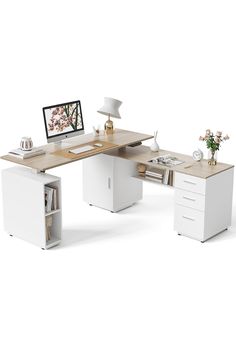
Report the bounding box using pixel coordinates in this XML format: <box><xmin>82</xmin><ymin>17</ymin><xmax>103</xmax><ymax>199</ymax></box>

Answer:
<box><xmin>8</xmin><ymin>147</ymin><xmax>45</xmax><ymax>159</ymax></box>
<box><xmin>145</xmin><ymin>169</ymin><xmax>163</xmax><ymax>182</ymax></box>
<box><xmin>149</xmin><ymin>154</ymin><xmax>184</xmax><ymax>166</ymax></box>
<box><xmin>45</xmin><ymin>186</ymin><xmax>58</xmax><ymax>213</ymax></box>
<box><xmin>45</xmin><ymin>215</ymin><xmax>53</xmax><ymax>242</ymax></box>
<box><xmin>163</xmin><ymin>169</ymin><xmax>169</xmax><ymax>185</ymax></box>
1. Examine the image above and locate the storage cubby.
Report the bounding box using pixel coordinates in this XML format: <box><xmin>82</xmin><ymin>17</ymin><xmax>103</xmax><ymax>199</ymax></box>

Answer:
<box><xmin>2</xmin><ymin>167</ymin><xmax>61</xmax><ymax>249</ymax></box>
<box><xmin>45</xmin><ymin>212</ymin><xmax>61</xmax><ymax>248</ymax></box>
<box><xmin>44</xmin><ymin>181</ymin><xmax>61</xmax><ymax>214</ymax></box>
<box><xmin>135</xmin><ymin>163</ymin><xmax>174</xmax><ymax>186</ymax></box>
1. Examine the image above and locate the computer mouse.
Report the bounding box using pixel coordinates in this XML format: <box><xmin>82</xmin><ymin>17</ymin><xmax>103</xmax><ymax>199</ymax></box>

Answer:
<box><xmin>94</xmin><ymin>143</ymin><xmax>103</xmax><ymax>147</ymax></box>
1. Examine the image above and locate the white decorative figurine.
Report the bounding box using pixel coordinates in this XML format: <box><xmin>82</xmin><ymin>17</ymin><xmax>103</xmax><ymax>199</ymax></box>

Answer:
<box><xmin>150</xmin><ymin>130</ymin><xmax>159</xmax><ymax>152</ymax></box>
<box><xmin>20</xmin><ymin>136</ymin><xmax>33</xmax><ymax>151</ymax></box>
<box><xmin>92</xmin><ymin>126</ymin><xmax>100</xmax><ymax>137</ymax></box>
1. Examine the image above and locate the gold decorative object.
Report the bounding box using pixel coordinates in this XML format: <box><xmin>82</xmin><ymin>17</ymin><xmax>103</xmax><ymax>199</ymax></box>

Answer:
<box><xmin>104</xmin><ymin>116</ymin><xmax>114</xmax><ymax>134</ymax></box>
<box><xmin>208</xmin><ymin>149</ymin><xmax>217</xmax><ymax>165</ymax></box>
<box><xmin>97</xmin><ymin>97</ymin><xmax>122</xmax><ymax>134</ymax></box>
<box><xmin>137</xmin><ymin>163</ymin><xmax>147</xmax><ymax>175</ymax></box>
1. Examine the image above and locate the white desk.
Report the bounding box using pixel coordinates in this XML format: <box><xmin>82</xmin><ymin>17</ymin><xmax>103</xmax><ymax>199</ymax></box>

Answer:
<box><xmin>1</xmin><ymin>129</ymin><xmax>234</xmax><ymax>248</ymax></box>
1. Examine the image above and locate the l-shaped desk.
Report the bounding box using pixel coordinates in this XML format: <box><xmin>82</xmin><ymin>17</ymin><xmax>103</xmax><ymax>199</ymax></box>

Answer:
<box><xmin>1</xmin><ymin>129</ymin><xmax>234</xmax><ymax>248</ymax></box>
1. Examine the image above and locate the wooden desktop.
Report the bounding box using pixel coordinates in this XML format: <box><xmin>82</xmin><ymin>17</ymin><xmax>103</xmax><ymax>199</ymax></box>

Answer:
<box><xmin>1</xmin><ymin>129</ymin><xmax>153</xmax><ymax>172</ymax></box>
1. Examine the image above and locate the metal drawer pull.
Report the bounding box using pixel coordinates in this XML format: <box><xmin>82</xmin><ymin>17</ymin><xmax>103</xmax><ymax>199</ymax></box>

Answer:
<box><xmin>184</xmin><ymin>180</ymin><xmax>196</xmax><ymax>185</ymax></box>
<box><xmin>183</xmin><ymin>196</ymin><xmax>196</xmax><ymax>202</ymax></box>
<box><xmin>108</xmin><ymin>177</ymin><xmax>111</xmax><ymax>189</ymax></box>
<box><xmin>182</xmin><ymin>215</ymin><xmax>195</xmax><ymax>221</ymax></box>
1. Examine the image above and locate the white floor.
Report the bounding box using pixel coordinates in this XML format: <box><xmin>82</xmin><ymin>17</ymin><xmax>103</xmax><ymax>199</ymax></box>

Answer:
<box><xmin>0</xmin><ymin>162</ymin><xmax>236</xmax><ymax>354</ymax></box>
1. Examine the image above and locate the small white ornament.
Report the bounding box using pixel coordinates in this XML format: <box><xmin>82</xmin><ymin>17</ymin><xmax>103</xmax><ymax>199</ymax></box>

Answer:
<box><xmin>150</xmin><ymin>130</ymin><xmax>159</xmax><ymax>152</ymax></box>
<box><xmin>192</xmin><ymin>149</ymin><xmax>203</xmax><ymax>161</ymax></box>
<box><xmin>20</xmin><ymin>136</ymin><xmax>33</xmax><ymax>151</ymax></box>
<box><xmin>92</xmin><ymin>126</ymin><xmax>99</xmax><ymax>137</ymax></box>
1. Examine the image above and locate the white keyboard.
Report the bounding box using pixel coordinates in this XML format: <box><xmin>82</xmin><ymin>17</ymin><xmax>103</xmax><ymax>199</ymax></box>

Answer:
<box><xmin>69</xmin><ymin>145</ymin><xmax>95</xmax><ymax>154</ymax></box>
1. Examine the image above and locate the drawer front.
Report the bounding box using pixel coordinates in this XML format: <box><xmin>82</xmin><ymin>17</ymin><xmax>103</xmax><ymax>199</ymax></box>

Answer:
<box><xmin>174</xmin><ymin>172</ymin><xmax>206</xmax><ymax>195</ymax></box>
<box><xmin>174</xmin><ymin>205</ymin><xmax>205</xmax><ymax>241</ymax></box>
<box><xmin>175</xmin><ymin>189</ymin><xmax>205</xmax><ymax>211</ymax></box>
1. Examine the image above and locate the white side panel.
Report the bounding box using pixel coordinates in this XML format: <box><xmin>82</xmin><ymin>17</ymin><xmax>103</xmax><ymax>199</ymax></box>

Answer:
<box><xmin>113</xmin><ymin>157</ymin><xmax>143</xmax><ymax>212</ymax></box>
<box><xmin>83</xmin><ymin>154</ymin><xmax>113</xmax><ymax>211</ymax></box>
<box><xmin>2</xmin><ymin>170</ymin><xmax>46</xmax><ymax>248</ymax></box>
<box><xmin>204</xmin><ymin>168</ymin><xmax>234</xmax><ymax>240</ymax></box>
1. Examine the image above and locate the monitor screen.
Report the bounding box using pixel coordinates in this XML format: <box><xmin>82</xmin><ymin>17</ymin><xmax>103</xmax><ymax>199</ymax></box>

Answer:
<box><xmin>43</xmin><ymin>100</ymin><xmax>84</xmax><ymax>143</ymax></box>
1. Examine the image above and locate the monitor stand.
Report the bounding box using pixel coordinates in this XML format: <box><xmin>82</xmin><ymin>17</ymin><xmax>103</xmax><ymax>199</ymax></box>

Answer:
<box><xmin>54</xmin><ymin>140</ymin><xmax>72</xmax><ymax>148</ymax></box>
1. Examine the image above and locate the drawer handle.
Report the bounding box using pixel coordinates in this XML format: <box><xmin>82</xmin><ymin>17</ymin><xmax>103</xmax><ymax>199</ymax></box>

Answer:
<box><xmin>183</xmin><ymin>196</ymin><xmax>196</xmax><ymax>202</ymax></box>
<box><xmin>108</xmin><ymin>177</ymin><xmax>111</xmax><ymax>189</ymax></box>
<box><xmin>182</xmin><ymin>215</ymin><xmax>195</xmax><ymax>221</ymax></box>
<box><xmin>184</xmin><ymin>180</ymin><xmax>196</xmax><ymax>185</ymax></box>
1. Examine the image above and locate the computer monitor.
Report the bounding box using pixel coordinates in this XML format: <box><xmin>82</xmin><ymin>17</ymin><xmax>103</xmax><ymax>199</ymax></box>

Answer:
<box><xmin>43</xmin><ymin>100</ymin><xmax>84</xmax><ymax>143</ymax></box>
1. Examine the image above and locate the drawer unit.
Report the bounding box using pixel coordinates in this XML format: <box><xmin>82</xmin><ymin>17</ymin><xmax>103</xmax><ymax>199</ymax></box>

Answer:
<box><xmin>174</xmin><ymin>172</ymin><xmax>206</xmax><ymax>195</ymax></box>
<box><xmin>175</xmin><ymin>189</ymin><xmax>205</xmax><ymax>211</ymax></box>
<box><xmin>174</xmin><ymin>205</ymin><xmax>205</xmax><ymax>241</ymax></box>
<box><xmin>174</xmin><ymin>168</ymin><xmax>234</xmax><ymax>242</ymax></box>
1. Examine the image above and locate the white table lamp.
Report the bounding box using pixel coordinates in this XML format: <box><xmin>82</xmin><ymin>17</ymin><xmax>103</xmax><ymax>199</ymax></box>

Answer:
<box><xmin>97</xmin><ymin>97</ymin><xmax>122</xmax><ymax>133</ymax></box>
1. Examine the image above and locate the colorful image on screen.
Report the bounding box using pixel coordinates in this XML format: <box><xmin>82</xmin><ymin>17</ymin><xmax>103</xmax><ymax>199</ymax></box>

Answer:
<box><xmin>44</xmin><ymin>102</ymin><xmax>83</xmax><ymax>137</ymax></box>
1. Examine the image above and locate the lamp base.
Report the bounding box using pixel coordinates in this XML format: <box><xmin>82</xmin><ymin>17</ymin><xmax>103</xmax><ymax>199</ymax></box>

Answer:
<box><xmin>104</xmin><ymin>118</ymin><xmax>114</xmax><ymax>134</ymax></box>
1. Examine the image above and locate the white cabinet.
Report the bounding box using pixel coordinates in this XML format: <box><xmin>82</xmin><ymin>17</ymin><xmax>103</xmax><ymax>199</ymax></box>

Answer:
<box><xmin>83</xmin><ymin>154</ymin><xmax>143</xmax><ymax>212</ymax></box>
<box><xmin>1</xmin><ymin>167</ymin><xmax>61</xmax><ymax>249</ymax></box>
<box><xmin>174</xmin><ymin>168</ymin><xmax>234</xmax><ymax>242</ymax></box>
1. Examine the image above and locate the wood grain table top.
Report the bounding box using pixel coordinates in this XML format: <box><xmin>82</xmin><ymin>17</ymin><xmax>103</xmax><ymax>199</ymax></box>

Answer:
<box><xmin>1</xmin><ymin>129</ymin><xmax>153</xmax><ymax>171</ymax></box>
<box><xmin>105</xmin><ymin>145</ymin><xmax>234</xmax><ymax>179</ymax></box>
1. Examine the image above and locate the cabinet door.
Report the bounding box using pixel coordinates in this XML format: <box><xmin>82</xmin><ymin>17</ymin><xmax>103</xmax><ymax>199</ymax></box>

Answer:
<box><xmin>83</xmin><ymin>154</ymin><xmax>114</xmax><ymax>211</ymax></box>
<box><xmin>113</xmin><ymin>157</ymin><xmax>143</xmax><ymax>211</ymax></box>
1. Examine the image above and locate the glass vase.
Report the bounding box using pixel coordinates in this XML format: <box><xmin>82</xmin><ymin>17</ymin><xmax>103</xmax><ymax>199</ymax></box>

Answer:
<box><xmin>208</xmin><ymin>149</ymin><xmax>217</xmax><ymax>165</ymax></box>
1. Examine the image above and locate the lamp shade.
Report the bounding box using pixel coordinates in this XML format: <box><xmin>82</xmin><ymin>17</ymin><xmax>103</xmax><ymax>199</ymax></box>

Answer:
<box><xmin>97</xmin><ymin>97</ymin><xmax>122</xmax><ymax>119</ymax></box>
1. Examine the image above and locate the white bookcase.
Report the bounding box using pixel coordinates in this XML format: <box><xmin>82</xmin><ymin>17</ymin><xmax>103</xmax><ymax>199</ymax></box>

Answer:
<box><xmin>83</xmin><ymin>154</ymin><xmax>143</xmax><ymax>212</ymax></box>
<box><xmin>1</xmin><ymin>167</ymin><xmax>61</xmax><ymax>249</ymax></box>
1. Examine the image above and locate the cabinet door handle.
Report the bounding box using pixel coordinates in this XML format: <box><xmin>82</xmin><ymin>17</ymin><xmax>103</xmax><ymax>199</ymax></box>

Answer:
<box><xmin>183</xmin><ymin>196</ymin><xmax>196</xmax><ymax>202</ymax></box>
<box><xmin>182</xmin><ymin>215</ymin><xmax>195</xmax><ymax>221</ymax></box>
<box><xmin>184</xmin><ymin>180</ymin><xmax>196</xmax><ymax>185</ymax></box>
<box><xmin>108</xmin><ymin>177</ymin><xmax>111</xmax><ymax>189</ymax></box>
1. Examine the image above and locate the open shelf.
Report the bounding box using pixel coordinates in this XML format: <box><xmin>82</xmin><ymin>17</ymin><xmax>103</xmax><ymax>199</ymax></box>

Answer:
<box><xmin>133</xmin><ymin>175</ymin><xmax>163</xmax><ymax>184</ymax></box>
<box><xmin>135</xmin><ymin>161</ymin><xmax>174</xmax><ymax>186</ymax></box>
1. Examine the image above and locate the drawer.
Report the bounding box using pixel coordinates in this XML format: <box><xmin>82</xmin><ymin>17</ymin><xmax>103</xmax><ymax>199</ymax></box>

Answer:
<box><xmin>174</xmin><ymin>172</ymin><xmax>206</xmax><ymax>195</ymax></box>
<box><xmin>175</xmin><ymin>189</ymin><xmax>205</xmax><ymax>211</ymax></box>
<box><xmin>174</xmin><ymin>205</ymin><xmax>205</xmax><ymax>241</ymax></box>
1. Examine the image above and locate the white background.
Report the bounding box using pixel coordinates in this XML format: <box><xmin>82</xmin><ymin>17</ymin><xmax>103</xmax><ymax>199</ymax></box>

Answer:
<box><xmin>0</xmin><ymin>1</ymin><xmax>236</xmax><ymax>353</ymax></box>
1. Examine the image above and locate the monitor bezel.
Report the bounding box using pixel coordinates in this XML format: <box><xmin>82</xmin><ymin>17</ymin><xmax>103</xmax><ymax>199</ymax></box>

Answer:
<box><xmin>43</xmin><ymin>100</ymin><xmax>84</xmax><ymax>143</ymax></box>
